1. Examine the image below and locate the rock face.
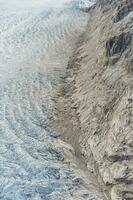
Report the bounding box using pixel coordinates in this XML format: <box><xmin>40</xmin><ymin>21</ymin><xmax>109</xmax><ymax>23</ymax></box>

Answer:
<box><xmin>53</xmin><ymin>0</ymin><xmax>133</xmax><ymax>199</ymax></box>
<box><xmin>106</xmin><ymin>32</ymin><xmax>132</xmax><ymax>57</ymax></box>
<box><xmin>114</xmin><ymin>0</ymin><xmax>133</xmax><ymax>23</ymax></box>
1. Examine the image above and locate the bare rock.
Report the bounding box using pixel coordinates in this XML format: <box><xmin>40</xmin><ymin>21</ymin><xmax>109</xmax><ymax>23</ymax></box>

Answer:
<box><xmin>62</xmin><ymin>0</ymin><xmax>133</xmax><ymax>199</ymax></box>
<box><xmin>114</xmin><ymin>0</ymin><xmax>133</xmax><ymax>23</ymax></box>
<box><xmin>106</xmin><ymin>32</ymin><xmax>132</xmax><ymax>58</ymax></box>
<box><xmin>53</xmin><ymin>0</ymin><xmax>133</xmax><ymax>199</ymax></box>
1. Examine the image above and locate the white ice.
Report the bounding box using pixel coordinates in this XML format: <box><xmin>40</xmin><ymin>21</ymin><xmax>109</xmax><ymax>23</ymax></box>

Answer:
<box><xmin>0</xmin><ymin>0</ymin><xmax>104</xmax><ymax>199</ymax></box>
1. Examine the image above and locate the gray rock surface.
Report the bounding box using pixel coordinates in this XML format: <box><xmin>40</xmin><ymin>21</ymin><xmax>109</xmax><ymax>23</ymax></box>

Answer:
<box><xmin>114</xmin><ymin>0</ymin><xmax>133</xmax><ymax>23</ymax></box>
<box><xmin>52</xmin><ymin>0</ymin><xmax>133</xmax><ymax>199</ymax></box>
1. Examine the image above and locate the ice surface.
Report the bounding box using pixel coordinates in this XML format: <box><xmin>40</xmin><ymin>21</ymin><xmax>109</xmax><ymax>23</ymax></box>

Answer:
<box><xmin>0</xmin><ymin>0</ymin><xmax>103</xmax><ymax>199</ymax></box>
<box><xmin>79</xmin><ymin>0</ymin><xmax>96</xmax><ymax>9</ymax></box>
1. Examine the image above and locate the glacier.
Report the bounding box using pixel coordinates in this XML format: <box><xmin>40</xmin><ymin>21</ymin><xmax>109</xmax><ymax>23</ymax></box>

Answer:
<box><xmin>0</xmin><ymin>0</ymin><xmax>104</xmax><ymax>199</ymax></box>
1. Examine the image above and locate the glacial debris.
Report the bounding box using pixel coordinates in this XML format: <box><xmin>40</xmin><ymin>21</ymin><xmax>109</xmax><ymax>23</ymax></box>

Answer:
<box><xmin>53</xmin><ymin>0</ymin><xmax>133</xmax><ymax>199</ymax></box>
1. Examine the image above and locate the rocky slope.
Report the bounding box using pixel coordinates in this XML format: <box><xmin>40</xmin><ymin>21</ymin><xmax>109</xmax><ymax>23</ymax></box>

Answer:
<box><xmin>52</xmin><ymin>0</ymin><xmax>133</xmax><ymax>199</ymax></box>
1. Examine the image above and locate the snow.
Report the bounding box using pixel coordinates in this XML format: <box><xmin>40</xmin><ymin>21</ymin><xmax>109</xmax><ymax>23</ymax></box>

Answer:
<box><xmin>79</xmin><ymin>0</ymin><xmax>96</xmax><ymax>9</ymax></box>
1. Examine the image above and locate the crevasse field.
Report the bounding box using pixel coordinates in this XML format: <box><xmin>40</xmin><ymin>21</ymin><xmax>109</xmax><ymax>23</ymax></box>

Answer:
<box><xmin>0</xmin><ymin>0</ymin><xmax>103</xmax><ymax>199</ymax></box>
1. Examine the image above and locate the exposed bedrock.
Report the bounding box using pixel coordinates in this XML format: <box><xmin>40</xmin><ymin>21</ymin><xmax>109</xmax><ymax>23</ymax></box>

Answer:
<box><xmin>53</xmin><ymin>0</ymin><xmax>133</xmax><ymax>199</ymax></box>
<box><xmin>106</xmin><ymin>32</ymin><xmax>132</xmax><ymax>57</ymax></box>
<box><xmin>114</xmin><ymin>0</ymin><xmax>133</xmax><ymax>23</ymax></box>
